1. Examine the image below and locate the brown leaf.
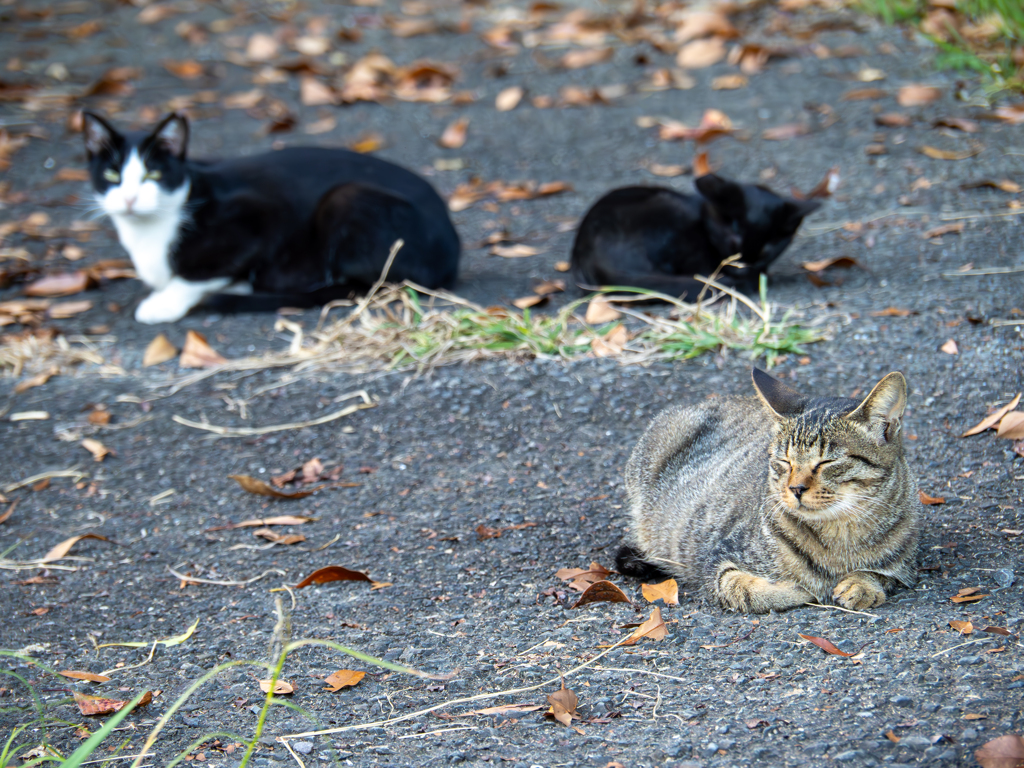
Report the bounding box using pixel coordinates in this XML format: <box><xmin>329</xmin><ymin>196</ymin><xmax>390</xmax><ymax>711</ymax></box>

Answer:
<box><xmin>162</xmin><ymin>59</ymin><xmax>205</xmax><ymax>80</ymax></box>
<box><xmin>258</xmin><ymin>679</ymin><xmax>293</xmax><ymax>694</ymax></box>
<box><xmin>179</xmin><ymin>330</ymin><xmax>226</xmax><ymax>368</ymax></box>
<box><xmin>622</xmin><ymin>606</ymin><xmax>668</xmax><ymax>645</ymax></box>
<box><xmin>88</xmin><ymin>409</ymin><xmax>111</xmax><ymax>426</ymax></box>
<box><xmin>806</xmin><ymin>166</ymin><xmax>841</xmax><ymax>198</ymax></box>
<box><xmin>940</xmin><ymin>339</ymin><xmax>958</xmax><ymax>355</ymax></box>
<box><xmin>961</xmin><ymin>179</ymin><xmax>1021</xmax><ymax>193</ymax></box>
<box><xmin>81</xmin><ymin>438</ymin><xmax>113</xmax><ymax>462</ymax></box>
<box><xmin>300</xmin><ymin>77</ymin><xmax>336</xmax><ymax>106</ymax></box>
<box><xmin>229</xmin><ymin>515</ymin><xmax>314</xmax><ymax>528</ymax></box>
<box><xmin>143</xmin><ymin>333</ymin><xmax>178</xmax><ymax>367</ymax></box>
<box><xmin>997</xmin><ymin>411</ymin><xmax>1024</xmax><ymax>440</ymax></box>
<box><xmin>897</xmin><ymin>84</ymin><xmax>941</xmax><ymax>106</ymax></box>
<box><xmin>677</xmin><ymin>37</ymin><xmax>726</xmax><ymax>69</ymax></box>
<box><xmin>60</xmin><ymin>670</ymin><xmax>111</xmax><ymax>683</ymax></box>
<box><xmin>992</xmin><ymin>105</ymin><xmax>1024</xmax><ymax>125</ymax></box>
<box><xmin>842</xmin><ymin>88</ymin><xmax>887</xmax><ymax>101</ymax></box>
<box><xmin>935</xmin><ymin>117</ymin><xmax>978</xmax><ymax>133</ymax></box>
<box><xmin>762</xmin><ymin>123</ymin><xmax>810</xmax><ymax>141</ymax></box>
<box><xmin>591</xmin><ymin>323</ymin><xmax>629</xmax><ymax>357</ymax></box>
<box><xmin>584</xmin><ymin>298</ymin><xmax>622</xmax><ymax>324</ymax></box>
<box><xmin>673</xmin><ymin>11</ymin><xmax>737</xmax><ymax>43</ymax></box>
<box><xmin>42</xmin><ymin>533</ymin><xmax>109</xmax><ymax>563</ymax></box>
<box><xmin>648</xmin><ymin>163</ymin><xmax>687</xmax><ymax>177</ymax></box>
<box><xmin>55</xmin><ymin>168</ymin><xmax>90</xmax><ymax>182</ymax></box>
<box><xmin>545</xmin><ymin>684</ymin><xmax>579</xmax><ymax>726</ymax></box>
<box><xmin>963</xmin><ymin>393</ymin><xmax>1021</xmax><ymax>436</ymax></box>
<box><xmin>462</xmin><ymin>703</ymin><xmax>544</xmax><ymax>716</ymax></box>
<box><xmin>349</xmin><ymin>132</ymin><xmax>385</xmax><ymax>154</ymax></box>
<box><xmin>919</xmin><ymin>145</ymin><xmax>983</xmax><ymax>161</ymax></box>
<box><xmin>980</xmin><ymin>625</ymin><xmax>1012</xmax><ymax>636</ymax></box>
<box><xmin>533</xmin><ymin>280</ymin><xmax>565</xmax><ymax>295</ymax></box>
<box><xmin>390</xmin><ymin>18</ymin><xmax>438</xmax><ymax>37</ymax></box>
<box><xmin>554</xmin><ymin>261</ymin><xmax>570</xmax><ymax>273</ymax></box>
<box><xmin>495</xmin><ymin>86</ymin><xmax>524</xmax><ymax>112</ymax></box>
<box><xmin>246</xmin><ymin>33</ymin><xmax>279</xmax><ymax>61</ymax></box>
<box><xmin>24</xmin><ymin>271</ymin><xmax>93</xmax><ymax>297</ymax></box>
<box><xmin>875</xmin><ymin>112</ymin><xmax>913</xmax><ymax>128</ymax></box>
<box><xmin>801</xmin><ymin>256</ymin><xmax>860</xmax><ymax>272</ymax></box>
<box><xmin>641</xmin><ymin>578</ymin><xmax>679</xmax><ymax>605</ymax></box>
<box><xmin>561</xmin><ymin>47</ymin><xmax>613</xmax><ymax>70</ymax></box>
<box><xmin>14</xmin><ymin>367</ymin><xmax>58</xmax><ymax>393</ymax></box>
<box><xmin>65</xmin><ymin>20</ymin><xmax>103</xmax><ymax>39</ymax></box>
<box><xmin>924</xmin><ymin>222</ymin><xmax>965</xmax><ymax>239</ymax></box>
<box><xmin>711</xmin><ymin>74</ymin><xmax>748</xmax><ymax>90</ymax></box>
<box><xmin>47</xmin><ymin>300</ymin><xmax>92</xmax><ymax>319</ymax></box>
<box><xmin>799</xmin><ymin>633</ymin><xmax>854</xmax><ymax>657</ymax></box>
<box><xmin>324</xmin><ymin>670</ymin><xmax>365</xmax><ymax>691</ymax></box>
<box><xmin>74</xmin><ymin>690</ymin><xmax>151</xmax><ymax>716</ymax></box>
<box><xmin>975</xmin><ymin>735</ymin><xmax>1024</xmax><ymax>768</ymax></box>
<box><xmin>555</xmin><ymin>562</ymin><xmax>612</xmax><ymax>586</ymax></box>
<box><xmin>512</xmin><ymin>295</ymin><xmax>546</xmax><ymax>309</ymax></box>
<box><xmin>870</xmin><ymin>307</ymin><xmax>916</xmax><ymax>317</ymax></box>
<box><xmin>950</xmin><ymin>588</ymin><xmax>988</xmax><ymax>603</ymax></box>
<box><xmin>439</xmin><ymin>117</ymin><xmax>469</xmax><ymax>149</ymax></box>
<box><xmin>919</xmin><ymin>490</ymin><xmax>946</xmax><ymax>505</ymax></box>
<box><xmin>229</xmin><ymin>475</ymin><xmax>320</xmax><ymax>499</ymax></box>
<box><xmin>694</xmin><ymin>152</ymin><xmax>711</xmax><ymax>176</ymax></box>
<box><xmin>949</xmin><ymin>619</ymin><xmax>974</xmax><ymax>634</ymax></box>
<box><xmin>491</xmin><ymin>244</ymin><xmax>538</xmax><ymax>258</ymax></box>
<box><xmin>569</xmin><ymin>579</ymin><xmax>631</xmax><ymax>609</ymax></box>
<box><xmin>293</xmin><ymin>565</ymin><xmax>372</xmax><ymax>588</ymax></box>
<box><xmin>252</xmin><ymin>528</ymin><xmax>305</xmax><ymax>545</ymax></box>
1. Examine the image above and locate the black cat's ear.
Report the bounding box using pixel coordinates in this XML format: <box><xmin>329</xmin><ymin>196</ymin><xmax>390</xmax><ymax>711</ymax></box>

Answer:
<box><xmin>786</xmin><ymin>198</ymin><xmax>822</xmax><ymax>225</ymax></box>
<box><xmin>845</xmin><ymin>372</ymin><xmax>907</xmax><ymax>444</ymax></box>
<box><xmin>696</xmin><ymin>174</ymin><xmax>746</xmax><ymax>218</ymax></box>
<box><xmin>152</xmin><ymin>113</ymin><xmax>189</xmax><ymax>159</ymax></box>
<box><xmin>751</xmin><ymin>367</ymin><xmax>806</xmax><ymax>418</ymax></box>
<box><xmin>82</xmin><ymin>112</ymin><xmax>116</xmax><ymax>156</ymax></box>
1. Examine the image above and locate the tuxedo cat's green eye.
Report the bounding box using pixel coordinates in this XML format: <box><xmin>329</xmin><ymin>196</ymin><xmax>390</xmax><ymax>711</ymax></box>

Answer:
<box><xmin>103</xmin><ymin>169</ymin><xmax>120</xmax><ymax>183</ymax></box>
<box><xmin>145</xmin><ymin>170</ymin><xmax>162</xmax><ymax>181</ymax></box>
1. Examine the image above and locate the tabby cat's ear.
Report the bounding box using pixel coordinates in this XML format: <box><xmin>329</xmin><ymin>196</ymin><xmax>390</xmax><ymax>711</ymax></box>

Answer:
<box><xmin>844</xmin><ymin>372</ymin><xmax>907</xmax><ymax>444</ymax></box>
<box><xmin>695</xmin><ymin>174</ymin><xmax>746</xmax><ymax>218</ymax></box>
<box><xmin>82</xmin><ymin>112</ymin><xmax>116</xmax><ymax>156</ymax></box>
<box><xmin>151</xmin><ymin>112</ymin><xmax>189</xmax><ymax>159</ymax></box>
<box><xmin>751</xmin><ymin>367</ymin><xmax>806</xmax><ymax>418</ymax></box>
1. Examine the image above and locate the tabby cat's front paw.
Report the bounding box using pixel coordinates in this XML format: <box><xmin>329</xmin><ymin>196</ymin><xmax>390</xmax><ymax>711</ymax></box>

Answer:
<box><xmin>833</xmin><ymin>573</ymin><xmax>886</xmax><ymax>610</ymax></box>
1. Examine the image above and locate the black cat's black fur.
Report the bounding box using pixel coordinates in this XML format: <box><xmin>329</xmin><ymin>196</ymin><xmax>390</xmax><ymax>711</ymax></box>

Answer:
<box><xmin>83</xmin><ymin>111</ymin><xmax>460</xmax><ymax>323</ymax></box>
<box><xmin>571</xmin><ymin>174</ymin><xmax>820</xmax><ymax>299</ymax></box>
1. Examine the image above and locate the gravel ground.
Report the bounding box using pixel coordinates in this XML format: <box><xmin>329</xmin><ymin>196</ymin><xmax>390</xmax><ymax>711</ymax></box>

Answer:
<box><xmin>1</xmin><ymin>0</ymin><xmax>1023</xmax><ymax>766</ymax></box>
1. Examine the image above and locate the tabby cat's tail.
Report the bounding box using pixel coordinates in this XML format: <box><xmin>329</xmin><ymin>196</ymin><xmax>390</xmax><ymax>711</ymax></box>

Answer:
<box><xmin>615</xmin><ymin>543</ymin><xmax>672</xmax><ymax>582</ymax></box>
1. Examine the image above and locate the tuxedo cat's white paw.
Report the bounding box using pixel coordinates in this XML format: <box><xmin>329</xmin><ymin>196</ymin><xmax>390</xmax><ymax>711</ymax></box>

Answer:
<box><xmin>135</xmin><ymin>291</ymin><xmax>190</xmax><ymax>324</ymax></box>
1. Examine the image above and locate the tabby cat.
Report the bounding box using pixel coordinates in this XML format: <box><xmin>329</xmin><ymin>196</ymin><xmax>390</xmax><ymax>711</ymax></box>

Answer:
<box><xmin>617</xmin><ymin>368</ymin><xmax>921</xmax><ymax>613</ymax></box>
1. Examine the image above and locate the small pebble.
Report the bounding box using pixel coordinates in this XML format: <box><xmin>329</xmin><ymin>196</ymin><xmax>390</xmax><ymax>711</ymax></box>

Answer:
<box><xmin>292</xmin><ymin>742</ymin><xmax>313</xmax><ymax>755</ymax></box>
<box><xmin>993</xmin><ymin>568</ymin><xmax>1015</xmax><ymax>588</ymax></box>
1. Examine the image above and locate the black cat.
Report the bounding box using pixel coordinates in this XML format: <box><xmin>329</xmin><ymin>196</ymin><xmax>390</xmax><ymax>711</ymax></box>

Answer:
<box><xmin>571</xmin><ymin>174</ymin><xmax>820</xmax><ymax>299</ymax></box>
<box><xmin>82</xmin><ymin>111</ymin><xmax>461</xmax><ymax>323</ymax></box>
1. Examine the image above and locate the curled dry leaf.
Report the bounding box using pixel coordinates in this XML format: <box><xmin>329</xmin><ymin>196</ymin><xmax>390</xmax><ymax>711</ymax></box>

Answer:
<box><xmin>14</xmin><ymin>367</ymin><xmax>58</xmax><ymax>394</ymax></box>
<box><xmin>556</xmin><ymin>562</ymin><xmax>612</xmax><ymax>587</ymax></box>
<box><xmin>935</xmin><ymin>117</ymin><xmax>978</xmax><ymax>133</ymax></box>
<box><xmin>496</xmin><ymin>86</ymin><xmax>524</xmax><ymax>112</ymax></box>
<box><xmin>919</xmin><ymin>145</ymin><xmax>983</xmax><ymax>161</ymax></box>
<box><xmin>806</xmin><ymin>166</ymin><xmax>841</xmax><ymax>198</ymax></box>
<box><xmin>961</xmin><ymin>179</ymin><xmax>1020</xmax><ymax>193</ymax></box>
<box><xmin>711</xmin><ymin>74</ymin><xmax>748</xmax><ymax>90</ymax></box>
<box><xmin>246</xmin><ymin>33</ymin><xmax>280</xmax><ymax>61</ymax></box>
<box><xmin>48</xmin><ymin>300</ymin><xmax>92</xmax><ymax>319</ymax></box>
<box><xmin>997</xmin><ymin>411</ymin><xmax>1024</xmax><ymax>440</ymax></box>
<box><xmin>300</xmin><ymin>77</ymin><xmax>336</xmax><ymax>106</ymax></box>
<box><xmin>939</xmin><ymin>339</ymin><xmax>958</xmax><ymax>355</ymax></box>
<box><xmin>924</xmin><ymin>223</ymin><xmax>964</xmax><ymax>239</ymax></box>
<box><xmin>179</xmin><ymin>330</ymin><xmax>226</xmax><ymax>368</ymax></box>
<box><xmin>294</xmin><ymin>565</ymin><xmax>372</xmax><ymax>588</ymax></box>
<box><xmin>42</xmin><ymin>533</ymin><xmax>109</xmax><ymax>563</ymax></box>
<box><xmin>962</xmin><ymin>393</ymin><xmax>1021</xmax><ymax>436</ymax></box>
<box><xmin>75</xmin><ymin>690</ymin><xmax>151</xmax><ymax>716</ymax></box>
<box><xmin>950</xmin><ymin>587</ymin><xmax>988</xmax><ymax>603</ymax></box>
<box><xmin>512</xmin><ymin>295</ymin><xmax>546</xmax><ymax>309</ymax></box>
<box><xmin>162</xmin><ymin>59</ymin><xmax>204</xmax><ymax>79</ymax></box>
<box><xmin>648</xmin><ymin>163</ymin><xmax>687</xmax><ymax>177</ymax></box>
<box><xmin>60</xmin><ymin>670</ymin><xmax>111</xmax><ymax>683</ymax></box>
<box><xmin>591</xmin><ymin>323</ymin><xmax>629</xmax><ymax>357</ymax></box>
<box><xmin>143</xmin><ymin>333</ymin><xmax>178</xmax><ymax>367</ymax></box>
<box><xmin>641</xmin><ymin>578</ymin><xmax>679</xmax><ymax>605</ymax></box>
<box><xmin>227</xmin><ymin>515</ymin><xmax>315</xmax><ymax>529</ymax></box>
<box><xmin>949</xmin><ymin>619</ymin><xmax>974</xmax><ymax>634</ymax></box>
<box><xmin>676</xmin><ymin>37</ymin><xmax>726</xmax><ymax>69</ymax></box>
<box><xmin>870</xmin><ymin>307</ymin><xmax>916</xmax><ymax>317</ymax></box>
<box><xmin>554</xmin><ymin>261</ymin><xmax>570</xmax><ymax>272</ymax></box>
<box><xmin>623</xmin><ymin>606</ymin><xmax>668</xmax><ymax>645</ymax></box>
<box><xmin>81</xmin><ymin>438</ymin><xmax>113</xmax><ymax>462</ymax></box>
<box><xmin>561</xmin><ymin>47</ymin><xmax>613</xmax><ymax>69</ymax></box>
<box><xmin>324</xmin><ymin>669</ymin><xmax>365</xmax><ymax>691</ymax></box>
<box><xmin>533</xmin><ymin>280</ymin><xmax>565</xmax><ymax>295</ymax></box>
<box><xmin>801</xmin><ymin>256</ymin><xmax>860</xmax><ymax>273</ymax></box>
<box><xmin>897</xmin><ymin>84</ymin><xmax>942</xmax><ymax>106</ymax></box>
<box><xmin>492</xmin><ymin>244</ymin><xmax>538</xmax><ymax>258</ymax></box>
<box><xmin>259</xmin><ymin>679</ymin><xmax>294</xmax><ymax>695</ymax></box>
<box><xmin>876</xmin><ymin>113</ymin><xmax>913</xmax><ymax>128</ymax></box>
<box><xmin>798</xmin><ymin>633</ymin><xmax>854</xmax><ymax>657</ymax></box>
<box><xmin>229</xmin><ymin>474</ymin><xmax>320</xmax><ymax>499</ymax></box>
<box><xmin>857</xmin><ymin>67</ymin><xmax>886</xmax><ymax>82</ymax></box>
<box><xmin>569</xmin><ymin>579</ymin><xmax>631</xmax><ymax>609</ymax></box>
<box><xmin>350</xmin><ymin>132</ymin><xmax>385</xmax><ymax>154</ymax></box>
<box><xmin>842</xmin><ymin>88</ymin><xmax>887</xmax><ymax>101</ymax></box>
<box><xmin>919</xmin><ymin>490</ymin><xmax>946</xmax><ymax>505</ymax></box>
<box><xmin>694</xmin><ymin>152</ymin><xmax>712</xmax><ymax>177</ymax></box>
<box><xmin>545</xmin><ymin>684</ymin><xmax>579</xmax><ymax>726</ymax></box>
<box><xmin>585</xmin><ymin>298</ymin><xmax>622</xmax><ymax>324</ymax></box>
<box><xmin>762</xmin><ymin>123</ymin><xmax>810</xmax><ymax>141</ymax></box>
<box><xmin>252</xmin><ymin>528</ymin><xmax>305</xmax><ymax>545</ymax></box>
<box><xmin>975</xmin><ymin>734</ymin><xmax>1024</xmax><ymax>768</ymax></box>
<box><xmin>24</xmin><ymin>271</ymin><xmax>94</xmax><ymax>297</ymax></box>
<box><xmin>439</xmin><ymin>117</ymin><xmax>469</xmax><ymax>149</ymax></box>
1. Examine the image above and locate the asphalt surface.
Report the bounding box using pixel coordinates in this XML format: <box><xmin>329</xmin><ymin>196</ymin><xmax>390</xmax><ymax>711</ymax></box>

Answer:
<box><xmin>1</xmin><ymin>0</ymin><xmax>1023</xmax><ymax>766</ymax></box>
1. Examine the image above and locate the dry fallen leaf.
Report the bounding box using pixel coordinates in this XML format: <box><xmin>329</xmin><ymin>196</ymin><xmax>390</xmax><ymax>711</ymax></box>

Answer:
<box><xmin>554</xmin><ymin>261</ymin><xmax>570</xmax><ymax>272</ymax></box>
<box><xmin>842</xmin><ymin>87</ymin><xmax>887</xmax><ymax>101</ymax></box>
<box><xmin>439</xmin><ymin>117</ymin><xmax>469</xmax><ymax>149</ymax></box>
<box><xmin>143</xmin><ymin>333</ymin><xmax>178</xmax><ymax>367</ymax></box>
<box><xmin>512</xmin><ymin>295</ymin><xmax>546</xmax><ymax>309</ymax></box>
<box><xmin>491</xmin><ymin>244</ymin><xmax>538</xmax><ymax>258</ymax></box>
<box><xmin>648</xmin><ymin>163</ymin><xmax>687</xmax><ymax>177</ymax></box>
<box><xmin>962</xmin><ymin>393</ymin><xmax>1021</xmax><ymax>436</ymax></box>
<box><xmin>584</xmin><ymin>297</ymin><xmax>622</xmax><ymax>324</ymax></box>
<box><xmin>961</xmin><ymin>179</ymin><xmax>1021</xmax><ymax>193</ymax></box>
<box><xmin>950</xmin><ymin>587</ymin><xmax>988</xmax><ymax>604</ymax></box>
<box><xmin>641</xmin><ymin>578</ymin><xmax>679</xmax><ymax>605</ymax></box>
<box><xmin>569</xmin><ymin>580</ymin><xmax>632</xmax><ymax>609</ymax></box>
<box><xmin>561</xmin><ymin>47</ymin><xmax>613</xmax><ymax>69</ymax></box>
<box><xmin>711</xmin><ymin>74</ymin><xmax>748</xmax><ymax>90</ymax></box>
<box><xmin>949</xmin><ymin>619</ymin><xmax>974</xmax><ymax>634</ymax></box>
<box><xmin>48</xmin><ymin>300</ymin><xmax>92</xmax><ymax>319</ymax></box>
<box><xmin>179</xmin><ymin>330</ymin><xmax>226</xmax><ymax>368</ymax></box>
<box><xmin>694</xmin><ymin>152</ymin><xmax>711</xmax><ymax>176</ymax></box>
<box><xmin>798</xmin><ymin>633</ymin><xmax>854</xmax><ymax>657</ymax></box>
<box><xmin>300</xmin><ymin>77</ymin><xmax>336</xmax><ymax>106</ymax></box>
<box><xmin>14</xmin><ymin>367</ymin><xmax>58</xmax><ymax>394</ymax></box>
<box><xmin>74</xmin><ymin>690</ymin><xmax>151</xmax><ymax>716</ymax></box>
<box><xmin>42</xmin><ymin>533</ymin><xmax>109</xmax><ymax>563</ymax></box>
<box><xmin>857</xmin><ymin>67</ymin><xmax>886</xmax><ymax>82</ymax></box>
<box><xmin>293</xmin><ymin>565</ymin><xmax>372</xmax><ymax>588</ymax></box>
<box><xmin>323</xmin><ymin>670</ymin><xmax>365</xmax><ymax>691</ymax></box>
<box><xmin>229</xmin><ymin>475</ymin><xmax>320</xmax><ymax>499</ymax></box>
<box><xmin>997</xmin><ymin>412</ymin><xmax>1024</xmax><ymax>440</ymax></box>
<box><xmin>940</xmin><ymin>339</ymin><xmax>958</xmax><ymax>355</ymax></box>
<box><xmin>246</xmin><ymin>33</ymin><xmax>280</xmax><ymax>61</ymax></box>
<box><xmin>24</xmin><ymin>271</ymin><xmax>93</xmax><ymax>297</ymax></box>
<box><xmin>677</xmin><ymin>37</ymin><xmax>726</xmax><ymax>69</ymax></box>
<box><xmin>897</xmin><ymin>84</ymin><xmax>942</xmax><ymax>106</ymax></box>
<box><xmin>533</xmin><ymin>280</ymin><xmax>565</xmax><ymax>295</ymax></box>
<box><xmin>876</xmin><ymin>112</ymin><xmax>913</xmax><ymax>128</ymax></box>
<box><xmin>495</xmin><ymin>86</ymin><xmax>524</xmax><ymax>112</ymax></box>
<box><xmin>806</xmin><ymin>166</ymin><xmax>841</xmax><ymax>198</ymax></box>
<box><xmin>258</xmin><ymin>679</ymin><xmax>293</xmax><ymax>695</ymax></box>
<box><xmin>81</xmin><ymin>438</ymin><xmax>113</xmax><ymax>462</ymax></box>
<box><xmin>974</xmin><ymin>733</ymin><xmax>1024</xmax><ymax>768</ymax></box>
<box><xmin>349</xmin><ymin>132</ymin><xmax>385</xmax><ymax>154</ymax></box>
<box><xmin>935</xmin><ymin>117</ymin><xmax>979</xmax><ymax>133</ymax></box>
<box><xmin>228</xmin><ymin>515</ymin><xmax>314</xmax><ymax>528</ymax></box>
<box><xmin>162</xmin><ymin>59</ymin><xmax>204</xmax><ymax>79</ymax></box>
<box><xmin>545</xmin><ymin>683</ymin><xmax>579</xmax><ymax>726</ymax></box>
<box><xmin>919</xmin><ymin>490</ymin><xmax>946</xmax><ymax>505</ymax></box>
<box><xmin>870</xmin><ymin>307</ymin><xmax>916</xmax><ymax>317</ymax></box>
<box><xmin>60</xmin><ymin>670</ymin><xmax>112</xmax><ymax>683</ymax></box>
<box><xmin>924</xmin><ymin>222</ymin><xmax>965</xmax><ymax>239</ymax></box>
<box><xmin>591</xmin><ymin>323</ymin><xmax>629</xmax><ymax>357</ymax></box>
<box><xmin>919</xmin><ymin>145</ymin><xmax>983</xmax><ymax>161</ymax></box>
<box><xmin>622</xmin><ymin>606</ymin><xmax>668</xmax><ymax>645</ymax></box>
<box><xmin>762</xmin><ymin>123</ymin><xmax>810</xmax><ymax>141</ymax></box>
<box><xmin>252</xmin><ymin>528</ymin><xmax>305</xmax><ymax>545</ymax></box>
<box><xmin>801</xmin><ymin>256</ymin><xmax>860</xmax><ymax>273</ymax></box>
<box><xmin>555</xmin><ymin>562</ymin><xmax>612</xmax><ymax>588</ymax></box>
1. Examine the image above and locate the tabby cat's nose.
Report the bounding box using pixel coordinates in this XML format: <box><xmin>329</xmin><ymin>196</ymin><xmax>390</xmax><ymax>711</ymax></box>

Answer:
<box><xmin>789</xmin><ymin>484</ymin><xmax>807</xmax><ymax>500</ymax></box>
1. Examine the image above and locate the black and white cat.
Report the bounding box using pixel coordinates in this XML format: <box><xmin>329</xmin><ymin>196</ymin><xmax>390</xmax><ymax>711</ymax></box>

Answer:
<box><xmin>83</xmin><ymin>112</ymin><xmax>461</xmax><ymax>324</ymax></box>
<box><xmin>571</xmin><ymin>174</ymin><xmax>820</xmax><ymax>298</ymax></box>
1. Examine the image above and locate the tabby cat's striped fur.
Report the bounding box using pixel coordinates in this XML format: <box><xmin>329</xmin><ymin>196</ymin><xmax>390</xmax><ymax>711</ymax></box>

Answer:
<box><xmin>618</xmin><ymin>368</ymin><xmax>921</xmax><ymax>613</ymax></box>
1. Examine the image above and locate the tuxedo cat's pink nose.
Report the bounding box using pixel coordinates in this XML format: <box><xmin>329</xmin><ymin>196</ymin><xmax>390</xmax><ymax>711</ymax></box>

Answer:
<box><xmin>125</xmin><ymin>195</ymin><xmax>137</xmax><ymax>211</ymax></box>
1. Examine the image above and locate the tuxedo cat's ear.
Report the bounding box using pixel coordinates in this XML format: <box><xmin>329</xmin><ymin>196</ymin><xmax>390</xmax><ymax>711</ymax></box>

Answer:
<box><xmin>751</xmin><ymin>367</ymin><xmax>806</xmax><ymax>418</ymax></box>
<box><xmin>784</xmin><ymin>198</ymin><xmax>822</xmax><ymax>227</ymax></box>
<box><xmin>844</xmin><ymin>372</ymin><xmax>907</xmax><ymax>444</ymax></box>
<box><xmin>82</xmin><ymin>112</ymin><xmax>117</xmax><ymax>156</ymax></box>
<box><xmin>695</xmin><ymin>174</ymin><xmax>746</xmax><ymax>218</ymax></box>
<box><xmin>152</xmin><ymin>113</ymin><xmax>189</xmax><ymax>159</ymax></box>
